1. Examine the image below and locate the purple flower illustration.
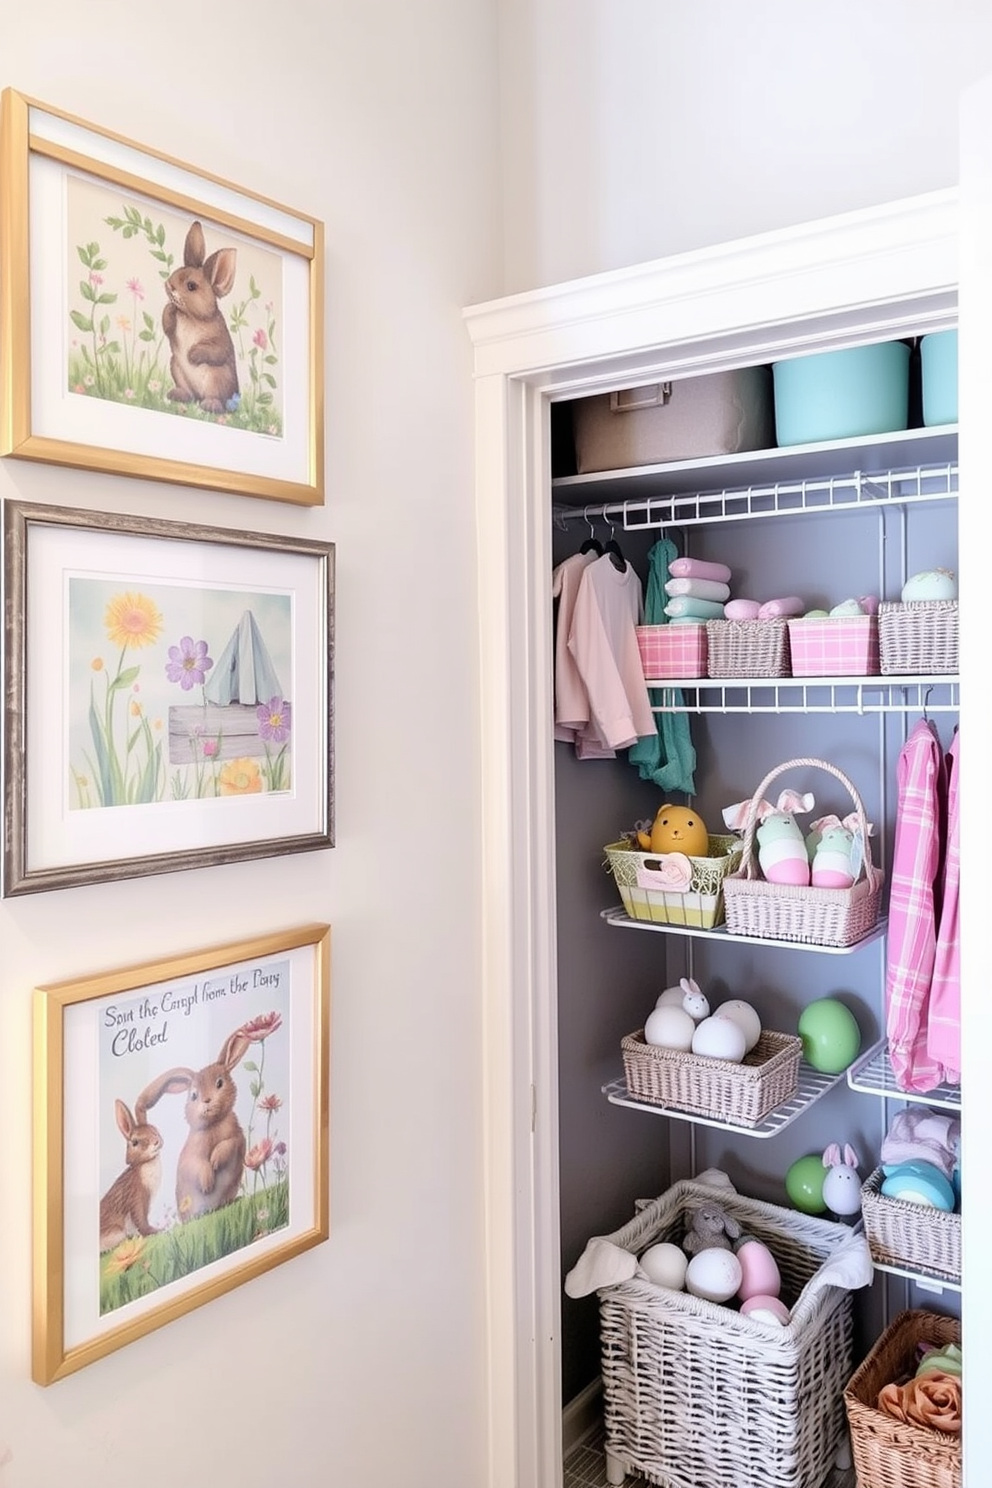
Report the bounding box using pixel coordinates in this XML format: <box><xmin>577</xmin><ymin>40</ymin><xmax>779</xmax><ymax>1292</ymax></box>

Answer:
<box><xmin>256</xmin><ymin>696</ymin><xmax>291</xmax><ymax>744</ymax></box>
<box><xmin>165</xmin><ymin>636</ymin><xmax>214</xmax><ymax>691</ymax></box>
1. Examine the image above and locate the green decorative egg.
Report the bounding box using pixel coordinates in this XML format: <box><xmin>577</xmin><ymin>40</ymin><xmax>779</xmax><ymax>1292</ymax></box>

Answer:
<box><xmin>785</xmin><ymin>1154</ymin><xmax>828</xmax><ymax>1214</ymax></box>
<box><xmin>797</xmin><ymin>998</ymin><xmax>861</xmax><ymax>1074</ymax></box>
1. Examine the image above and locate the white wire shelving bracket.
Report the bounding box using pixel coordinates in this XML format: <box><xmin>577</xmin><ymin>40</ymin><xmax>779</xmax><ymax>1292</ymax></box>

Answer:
<box><xmin>870</xmin><ymin>1259</ymin><xmax>962</xmax><ymax>1296</ymax></box>
<box><xmin>846</xmin><ymin>1036</ymin><xmax>961</xmax><ymax>1111</ymax></box>
<box><xmin>602</xmin><ymin>1060</ymin><xmax>846</xmax><ymax>1139</ymax></box>
<box><xmin>600</xmin><ymin>905</ymin><xmax>889</xmax><ymax>955</ymax></box>
<box><xmin>552</xmin><ymin>457</ymin><xmax>958</xmax><ymax>531</ymax></box>
<box><xmin>642</xmin><ymin>676</ymin><xmax>959</xmax><ymax>715</ymax></box>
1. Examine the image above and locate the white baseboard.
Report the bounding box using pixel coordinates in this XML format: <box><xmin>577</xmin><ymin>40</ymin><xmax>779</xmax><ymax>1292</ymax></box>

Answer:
<box><xmin>562</xmin><ymin>1376</ymin><xmax>603</xmax><ymax>1456</ymax></box>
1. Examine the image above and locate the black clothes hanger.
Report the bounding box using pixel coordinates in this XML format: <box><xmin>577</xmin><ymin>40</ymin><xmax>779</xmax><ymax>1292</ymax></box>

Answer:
<box><xmin>603</xmin><ymin>513</ymin><xmax>627</xmax><ymax>572</ymax></box>
<box><xmin>579</xmin><ymin>507</ymin><xmax>603</xmax><ymax>556</ymax></box>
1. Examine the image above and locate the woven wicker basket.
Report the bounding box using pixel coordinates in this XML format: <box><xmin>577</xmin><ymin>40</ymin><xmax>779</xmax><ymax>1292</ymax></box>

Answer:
<box><xmin>598</xmin><ymin>1180</ymin><xmax>859</xmax><ymax>1488</ymax></box>
<box><xmin>843</xmin><ymin>1310</ymin><xmax>961</xmax><ymax>1488</ymax></box>
<box><xmin>604</xmin><ymin>834</ymin><xmax>742</xmax><ymax>928</ymax></box>
<box><xmin>621</xmin><ymin>1027</ymin><xmax>802</xmax><ymax>1126</ymax></box>
<box><xmin>878</xmin><ymin>600</ymin><xmax>959</xmax><ymax>675</ymax></box>
<box><xmin>860</xmin><ymin>1166</ymin><xmax>961</xmax><ymax>1283</ymax></box>
<box><xmin>706</xmin><ymin>617</ymin><xmax>791</xmax><ymax>677</ymax></box>
<box><xmin>722</xmin><ymin>757</ymin><xmax>884</xmax><ymax>948</ymax></box>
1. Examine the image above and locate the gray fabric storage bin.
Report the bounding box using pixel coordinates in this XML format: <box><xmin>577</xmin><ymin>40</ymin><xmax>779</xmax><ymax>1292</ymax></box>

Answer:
<box><xmin>573</xmin><ymin>366</ymin><xmax>774</xmax><ymax>473</ymax></box>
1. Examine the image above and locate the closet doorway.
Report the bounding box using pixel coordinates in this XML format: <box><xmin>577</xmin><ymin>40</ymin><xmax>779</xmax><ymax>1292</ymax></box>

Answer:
<box><xmin>464</xmin><ymin>171</ymin><xmax>988</xmax><ymax>1488</ymax></box>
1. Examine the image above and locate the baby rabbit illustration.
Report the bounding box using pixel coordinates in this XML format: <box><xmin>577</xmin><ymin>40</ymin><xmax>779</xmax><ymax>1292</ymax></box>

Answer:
<box><xmin>98</xmin><ymin>1081</ymin><xmax>184</xmax><ymax>1252</ymax></box>
<box><xmin>150</xmin><ymin>1031</ymin><xmax>252</xmax><ymax>1221</ymax></box>
<box><xmin>162</xmin><ymin>219</ymin><xmax>239</xmax><ymax>415</ymax></box>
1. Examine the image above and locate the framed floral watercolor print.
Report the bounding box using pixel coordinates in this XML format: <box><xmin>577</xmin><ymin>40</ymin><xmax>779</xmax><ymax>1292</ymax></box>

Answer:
<box><xmin>3</xmin><ymin>500</ymin><xmax>334</xmax><ymax>896</ymax></box>
<box><xmin>32</xmin><ymin>922</ymin><xmax>330</xmax><ymax>1383</ymax></box>
<box><xmin>0</xmin><ymin>88</ymin><xmax>324</xmax><ymax>505</ymax></box>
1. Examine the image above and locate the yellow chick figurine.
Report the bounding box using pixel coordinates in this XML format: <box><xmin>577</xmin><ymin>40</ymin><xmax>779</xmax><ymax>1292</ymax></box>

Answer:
<box><xmin>637</xmin><ymin>804</ymin><xmax>709</xmax><ymax>858</ymax></box>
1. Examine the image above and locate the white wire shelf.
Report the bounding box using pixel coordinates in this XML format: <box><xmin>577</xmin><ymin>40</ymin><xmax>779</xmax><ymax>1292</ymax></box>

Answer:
<box><xmin>602</xmin><ymin>1059</ymin><xmax>847</xmax><ymax>1138</ymax></box>
<box><xmin>642</xmin><ymin>676</ymin><xmax>960</xmax><ymax>714</ymax></box>
<box><xmin>846</xmin><ymin>1036</ymin><xmax>962</xmax><ymax>1110</ymax></box>
<box><xmin>601</xmin><ymin>904</ymin><xmax>889</xmax><ymax>955</ymax></box>
<box><xmin>870</xmin><ymin>1259</ymin><xmax>962</xmax><ymax>1296</ymax></box>
<box><xmin>552</xmin><ymin>432</ymin><xmax>959</xmax><ymax>513</ymax></box>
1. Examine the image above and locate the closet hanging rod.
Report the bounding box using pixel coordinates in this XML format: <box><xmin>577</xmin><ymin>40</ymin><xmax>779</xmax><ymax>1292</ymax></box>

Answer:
<box><xmin>552</xmin><ymin>461</ymin><xmax>958</xmax><ymax>532</ymax></box>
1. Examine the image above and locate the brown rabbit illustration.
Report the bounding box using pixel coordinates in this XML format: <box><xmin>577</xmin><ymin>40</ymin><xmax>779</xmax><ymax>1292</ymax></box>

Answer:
<box><xmin>162</xmin><ymin>219</ymin><xmax>239</xmax><ymax>415</ymax></box>
<box><xmin>149</xmin><ymin>1031</ymin><xmax>252</xmax><ymax>1222</ymax></box>
<box><xmin>97</xmin><ymin>1078</ymin><xmax>186</xmax><ymax>1252</ymax></box>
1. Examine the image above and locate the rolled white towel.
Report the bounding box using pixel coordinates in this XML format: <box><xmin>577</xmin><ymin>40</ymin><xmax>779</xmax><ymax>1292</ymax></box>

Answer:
<box><xmin>665</xmin><ymin>576</ymin><xmax>732</xmax><ymax>603</ymax></box>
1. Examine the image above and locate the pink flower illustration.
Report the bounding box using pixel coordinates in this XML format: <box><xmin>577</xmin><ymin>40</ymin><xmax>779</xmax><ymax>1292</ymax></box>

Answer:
<box><xmin>240</xmin><ymin>1010</ymin><xmax>283</xmax><ymax>1043</ymax></box>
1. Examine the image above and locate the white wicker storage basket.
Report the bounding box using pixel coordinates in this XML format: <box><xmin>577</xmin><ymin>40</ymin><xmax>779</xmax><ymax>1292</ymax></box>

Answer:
<box><xmin>878</xmin><ymin>600</ymin><xmax>959</xmax><ymax>675</ymax></box>
<box><xmin>860</xmin><ymin>1166</ymin><xmax>961</xmax><ymax>1284</ymax></box>
<box><xmin>706</xmin><ymin>617</ymin><xmax>790</xmax><ymax>677</ymax></box>
<box><xmin>598</xmin><ymin>1180</ymin><xmax>860</xmax><ymax>1488</ymax></box>
<box><xmin>620</xmin><ymin>1028</ymin><xmax>802</xmax><ymax>1127</ymax></box>
<box><xmin>722</xmin><ymin>757</ymin><xmax>884</xmax><ymax>948</ymax></box>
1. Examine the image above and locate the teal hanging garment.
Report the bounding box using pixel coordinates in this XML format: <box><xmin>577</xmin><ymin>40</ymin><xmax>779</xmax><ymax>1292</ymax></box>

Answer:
<box><xmin>628</xmin><ymin>538</ymin><xmax>697</xmax><ymax>795</ymax></box>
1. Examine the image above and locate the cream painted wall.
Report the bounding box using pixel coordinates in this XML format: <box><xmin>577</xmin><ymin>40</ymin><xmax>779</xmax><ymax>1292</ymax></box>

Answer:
<box><xmin>498</xmin><ymin>0</ymin><xmax>992</xmax><ymax>290</ymax></box>
<box><xmin>0</xmin><ymin>3</ymin><xmax>499</xmax><ymax>1485</ymax></box>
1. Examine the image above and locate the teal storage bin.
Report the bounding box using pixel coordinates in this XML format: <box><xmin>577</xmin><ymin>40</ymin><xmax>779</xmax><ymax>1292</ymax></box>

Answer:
<box><xmin>772</xmin><ymin>341</ymin><xmax>911</xmax><ymax>447</ymax></box>
<box><xmin>921</xmin><ymin>330</ymin><xmax>958</xmax><ymax>426</ymax></box>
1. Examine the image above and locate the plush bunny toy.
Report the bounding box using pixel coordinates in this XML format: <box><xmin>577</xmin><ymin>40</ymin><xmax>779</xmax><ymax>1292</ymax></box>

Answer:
<box><xmin>682</xmin><ymin>1201</ymin><xmax>743</xmax><ymax>1255</ymax></box>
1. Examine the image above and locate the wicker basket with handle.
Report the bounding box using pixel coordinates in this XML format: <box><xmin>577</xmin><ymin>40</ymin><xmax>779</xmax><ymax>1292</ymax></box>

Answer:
<box><xmin>721</xmin><ymin>756</ymin><xmax>884</xmax><ymax>947</ymax></box>
<box><xmin>843</xmin><ymin>1309</ymin><xmax>961</xmax><ymax>1488</ymax></box>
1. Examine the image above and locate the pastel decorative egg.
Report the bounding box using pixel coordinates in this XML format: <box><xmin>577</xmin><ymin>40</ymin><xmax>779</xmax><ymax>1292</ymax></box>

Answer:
<box><xmin>829</xmin><ymin>597</ymin><xmax>864</xmax><ymax>618</ymax></box>
<box><xmin>644</xmin><ymin>1005</ymin><xmax>695</xmax><ymax>1051</ymax></box>
<box><xmin>797</xmin><ymin>999</ymin><xmax>861</xmax><ymax>1074</ymax></box>
<box><xmin>713</xmin><ymin>999</ymin><xmax>762</xmax><ymax>1053</ymax></box>
<box><xmin>785</xmin><ymin>1154</ymin><xmax>828</xmax><ymax>1214</ymax></box>
<box><xmin>691</xmin><ymin>1015</ymin><xmax>747</xmax><ymax>1062</ymax></box>
<box><xmin>639</xmin><ymin>1242</ymin><xmax>688</xmax><ymax>1290</ymax></box>
<box><xmin>685</xmin><ymin>1248</ymin><xmax>743</xmax><ymax>1303</ymax></box>
<box><xmin>741</xmin><ymin>1294</ymin><xmax>791</xmax><ymax>1326</ymax></box>
<box><xmin>735</xmin><ymin>1239</ymin><xmax>781</xmax><ymax>1302</ymax></box>
<box><xmin>656</xmin><ymin>984</ymin><xmax>689</xmax><ymax>1008</ymax></box>
<box><xmin>901</xmin><ymin>568</ymin><xmax>957</xmax><ymax>603</ymax></box>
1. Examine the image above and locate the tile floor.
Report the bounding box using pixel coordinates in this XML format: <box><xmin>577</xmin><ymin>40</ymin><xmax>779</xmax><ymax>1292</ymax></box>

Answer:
<box><xmin>562</xmin><ymin>1426</ymin><xmax>856</xmax><ymax>1488</ymax></box>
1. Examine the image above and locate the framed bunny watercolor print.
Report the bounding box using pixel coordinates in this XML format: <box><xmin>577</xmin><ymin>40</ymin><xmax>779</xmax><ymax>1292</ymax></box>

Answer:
<box><xmin>32</xmin><ymin>923</ymin><xmax>330</xmax><ymax>1383</ymax></box>
<box><xmin>3</xmin><ymin>500</ymin><xmax>334</xmax><ymax>896</ymax></box>
<box><xmin>0</xmin><ymin>88</ymin><xmax>324</xmax><ymax>505</ymax></box>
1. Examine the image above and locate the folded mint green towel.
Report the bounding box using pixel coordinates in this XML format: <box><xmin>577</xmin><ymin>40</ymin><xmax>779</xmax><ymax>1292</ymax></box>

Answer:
<box><xmin>628</xmin><ymin>539</ymin><xmax>697</xmax><ymax>796</ymax></box>
<box><xmin>664</xmin><ymin>595</ymin><xmax>726</xmax><ymax>620</ymax></box>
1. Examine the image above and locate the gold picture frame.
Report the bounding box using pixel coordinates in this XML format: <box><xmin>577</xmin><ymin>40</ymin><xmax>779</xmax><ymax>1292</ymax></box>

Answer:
<box><xmin>3</xmin><ymin>499</ymin><xmax>335</xmax><ymax>896</ymax></box>
<box><xmin>0</xmin><ymin>88</ymin><xmax>324</xmax><ymax>505</ymax></box>
<box><xmin>33</xmin><ymin>923</ymin><xmax>331</xmax><ymax>1384</ymax></box>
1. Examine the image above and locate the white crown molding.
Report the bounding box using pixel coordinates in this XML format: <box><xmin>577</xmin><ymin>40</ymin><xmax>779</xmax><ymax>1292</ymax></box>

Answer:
<box><xmin>464</xmin><ymin>189</ymin><xmax>958</xmax><ymax>385</ymax></box>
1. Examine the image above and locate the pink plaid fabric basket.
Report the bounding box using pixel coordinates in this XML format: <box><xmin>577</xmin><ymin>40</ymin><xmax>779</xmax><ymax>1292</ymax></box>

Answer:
<box><xmin>787</xmin><ymin>615</ymin><xmax>879</xmax><ymax>677</ymax></box>
<box><xmin>636</xmin><ymin>623</ymin><xmax>708</xmax><ymax>679</ymax></box>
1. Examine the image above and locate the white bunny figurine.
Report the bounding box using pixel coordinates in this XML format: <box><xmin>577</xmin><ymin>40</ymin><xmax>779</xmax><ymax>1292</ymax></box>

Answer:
<box><xmin>822</xmin><ymin>1143</ymin><xmax>862</xmax><ymax>1218</ymax></box>
<box><xmin>679</xmin><ymin>977</ymin><xmax>710</xmax><ymax>1023</ymax></box>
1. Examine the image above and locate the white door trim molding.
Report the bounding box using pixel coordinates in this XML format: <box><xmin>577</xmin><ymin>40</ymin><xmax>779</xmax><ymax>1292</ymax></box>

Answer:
<box><xmin>464</xmin><ymin>190</ymin><xmax>958</xmax><ymax>1488</ymax></box>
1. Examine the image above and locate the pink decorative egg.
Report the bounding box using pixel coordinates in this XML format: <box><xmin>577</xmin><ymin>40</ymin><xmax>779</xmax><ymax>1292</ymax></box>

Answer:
<box><xmin>740</xmin><ymin>1294</ymin><xmax>791</xmax><ymax>1326</ymax></box>
<box><xmin>735</xmin><ymin>1239</ymin><xmax>781</xmax><ymax>1302</ymax></box>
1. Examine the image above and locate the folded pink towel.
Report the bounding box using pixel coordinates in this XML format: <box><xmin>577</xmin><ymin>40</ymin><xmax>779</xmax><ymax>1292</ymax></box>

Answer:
<box><xmin>664</xmin><ymin>576</ymin><xmax>731</xmax><ymax>603</ymax></box>
<box><xmin>758</xmin><ymin>596</ymin><xmax>805</xmax><ymax>619</ymax></box>
<box><xmin>724</xmin><ymin>598</ymin><xmax>762</xmax><ymax>620</ymax></box>
<box><xmin>668</xmin><ymin>557</ymin><xmax>732</xmax><ymax>583</ymax></box>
